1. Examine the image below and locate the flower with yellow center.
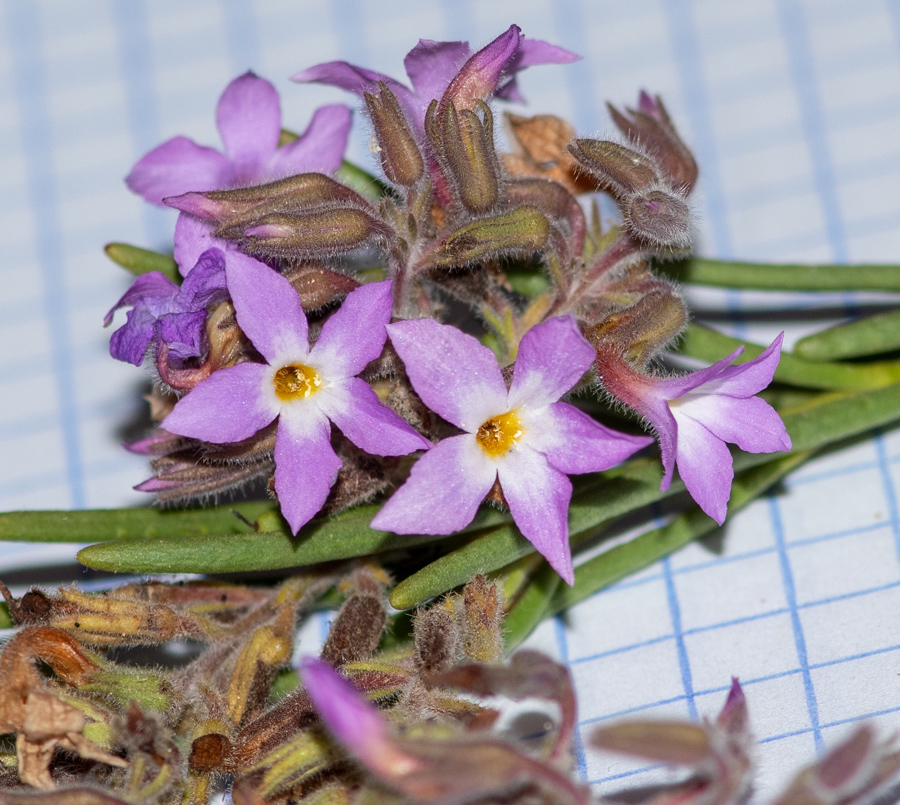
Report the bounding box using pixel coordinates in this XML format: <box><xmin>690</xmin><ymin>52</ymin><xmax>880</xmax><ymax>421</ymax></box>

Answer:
<box><xmin>371</xmin><ymin>316</ymin><xmax>652</xmax><ymax>584</ymax></box>
<box><xmin>163</xmin><ymin>262</ymin><xmax>430</xmax><ymax>534</ymax></box>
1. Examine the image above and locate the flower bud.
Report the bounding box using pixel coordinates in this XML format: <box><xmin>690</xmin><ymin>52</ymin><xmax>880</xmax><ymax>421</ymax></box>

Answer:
<box><xmin>567</xmin><ymin>139</ymin><xmax>660</xmax><ymax>199</ymax></box>
<box><xmin>427</xmin><ymin>206</ymin><xmax>550</xmax><ymax>268</ymax></box>
<box><xmin>429</xmin><ymin>99</ymin><xmax>500</xmax><ymax>214</ymax></box>
<box><xmin>608</xmin><ymin>91</ymin><xmax>699</xmax><ymax>192</ymax></box>
<box><xmin>236</xmin><ymin>207</ymin><xmax>394</xmax><ymax>260</ymax></box>
<box><xmin>365</xmin><ymin>83</ymin><xmax>424</xmax><ymax>187</ymax></box>
<box><xmin>503</xmin><ymin>177</ymin><xmax>586</xmax><ymax>257</ymax></box>
<box><xmin>626</xmin><ymin>189</ymin><xmax>692</xmax><ymax>250</ymax></box>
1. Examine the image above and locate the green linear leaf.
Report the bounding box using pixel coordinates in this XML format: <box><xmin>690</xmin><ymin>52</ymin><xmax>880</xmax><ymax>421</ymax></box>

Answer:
<box><xmin>550</xmin><ymin>450</ymin><xmax>812</xmax><ymax>614</ymax></box>
<box><xmin>795</xmin><ymin>309</ymin><xmax>900</xmax><ymax>361</ymax></box>
<box><xmin>662</xmin><ymin>258</ymin><xmax>900</xmax><ymax>292</ymax></box>
<box><xmin>0</xmin><ymin>502</ymin><xmax>277</xmax><ymax>542</ymax></box>
<box><xmin>104</xmin><ymin>242</ymin><xmax>179</xmax><ymax>282</ymax></box>
<box><xmin>680</xmin><ymin>323</ymin><xmax>900</xmax><ymax>390</ymax></box>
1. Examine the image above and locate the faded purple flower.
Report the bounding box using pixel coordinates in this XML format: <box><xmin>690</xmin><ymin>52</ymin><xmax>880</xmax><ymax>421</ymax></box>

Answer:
<box><xmin>293</xmin><ymin>25</ymin><xmax>578</xmax><ymax>133</ymax></box>
<box><xmin>160</xmin><ymin>261</ymin><xmax>430</xmax><ymax>533</ymax></box>
<box><xmin>126</xmin><ymin>72</ymin><xmax>352</xmax><ymax>206</ymax></box>
<box><xmin>596</xmin><ymin>334</ymin><xmax>791</xmax><ymax>524</ymax></box>
<box><xmin>104</xmin><ymin>247</ymin><xmax>229</xmax><ymax>366</ymax></box>
<box><xmin>371</xmin><ymin>316</ymin><xmax>652</xmax><ymax>584</ymax></box>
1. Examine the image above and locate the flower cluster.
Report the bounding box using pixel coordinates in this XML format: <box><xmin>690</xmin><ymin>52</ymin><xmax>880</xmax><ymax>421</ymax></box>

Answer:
<box><xmin>105</xmin><ymin>24</ymin><xmax>790</xmax><ymax>584</ymax></box>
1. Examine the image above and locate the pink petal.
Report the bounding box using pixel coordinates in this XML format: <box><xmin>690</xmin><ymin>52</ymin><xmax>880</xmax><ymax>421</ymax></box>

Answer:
<box><xmin>526</xmin><ymin>402</ymin><xmax>653</xmax><ymax>474</ymax></box>
<box><xmin>513</xmin><ymin>38</ymin><xmax>581</xmax><ymax>68</ymax></box>
<box><xmin>312</xmin><ymin>280</ymin><xmax>392</xmax><ymax>377</ymax></box>
<box><xmin>268</xmin><ymin>104</ymin><xmax>352</xmax><ymax>178</ymax></box>
<box><xmin>508</xmin><ymin>316</ymin><xmax>594</xmax><ymax>409</ymax></box>
<box><xmin>174</xmin><ymin>213</ymin><xmax>228</xmax><ymax>276</ymax></box>
<box><xmin>125</xmin><ymin>136</ymin><xmax>232</xmax><ymax>206</ymax></box>
<box><xmin>497</xmin><ymin>446</ymin><xmax>574</xmax><ymax>584</ymax></box>
<box><xmin>162</xmin><ymin>362</ymin><xmax>276</xmax><ymax>443</ymax></box>
<box><xmin>321</xmin><ymin>377</ymin><xmax>431</xmax><ymax>456</ymax></box>
<box><xmin>702</xmin><ymin>333</ymin><xmax>785</xmax><ymax>398</ymax></box>
<box><xmin>404</xmin><ymin>38</ymin><xmax>470</xmax><ymax>106</ymax></box>
<box><xmin>274</xmin><ymin>412</ymin><xmax>342</xmax><ymax>534</ymax></box>
<box><xmin>370</xmin><ymin>435</ymin><xmax>495</xmax><ymax>535</ymax></box>
<box><xmin>292</xmin><ymin>60</ymin><xmax>412</xmax><ymax>102</ymax></box>
<box><xmin>226</xmin><ymin>255</ymin><xmax>309</xmax><ymax>363</ymax></box>
<box><xmin>443</xmin><ymin>25</ymin><xmax>521</xmax><ymax>109</ymax></box>
<box><xmin>657</xmin><ymin>346</ymin><xmax>744</xmax><ymax>400</ymax></box>
<box><xmin>215</xmin><ymin>72</ymin><xmax>281</xmax><ymax>183</ymax></box>
<box><xmin>676</xmin><ymin>394</ymin><xmax>791</xmax><ymax>454</ymax></box>
<box><xmin>671</xmin><ymin>412</ymin><xmax>735</xmax><ymax>524</ymax></box>
<box><xmin>386</xmin><ymin>319</ymin><xmax>508</xmax><ymax>432</ymax></box>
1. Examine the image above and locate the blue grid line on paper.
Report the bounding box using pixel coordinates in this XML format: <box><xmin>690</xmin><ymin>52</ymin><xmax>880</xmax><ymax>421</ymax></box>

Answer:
<box><xmin>661</xmin><ymin>557</ymin><xmax>698</xmax><ymax>719</ymax></box>
<box><xmin>554</xmin><ymin>615</ymin><xmax>588</xmax><ymax>782</ymax></box>
<box><xmin>874</xmin><ymin>430</ymin><xmax>900</xmax><ymax>562</ymax></box>
<box><xmin>551</xmin><ymin>0</ymin><xmax>602</xmax><ymax>134</ymax></box>
<box><xmin>5</xmin><ymin>2</ymin><xmax>86</xmax><ymax>510</ymax></box>
<box><xmin>222</xmin><ymin>0</ymin><xmax>261</xmax><ymax>74</ymax></box>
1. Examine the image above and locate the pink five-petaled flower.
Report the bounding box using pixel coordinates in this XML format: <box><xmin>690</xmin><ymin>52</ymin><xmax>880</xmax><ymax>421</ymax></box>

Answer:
<box><xmin>371</xmin><ymin>316</ymin><xmax>653</xmax><ymax>584</ymax></box>
<box><xmin>595</xmin><ymin>334</ymin><xmax>792</xmax><ymax>525</ymax></box>
<box><xmin>160</xmin><ymin>262</ymin><xmax>431</xmax><ymax>533</ymax></box>
<box><xmin>126</xmin><ymin>72</ymin><xmax>352</xmax><ymax>206</ymax></box>
<box><xmin>293</xmin><ymin>24</ymin><xmax>578</xmax><ymax>135</ymax></box>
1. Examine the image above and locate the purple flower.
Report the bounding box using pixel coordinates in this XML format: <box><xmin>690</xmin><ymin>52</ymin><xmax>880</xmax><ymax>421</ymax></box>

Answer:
<box><xmin>596</xmin><ymin>334</ymin><xmax>792</xmax><ymax>524</ymax></box>
<box><xmin>301</xmin><ymin>657</ymin><xmax>420</xmax><ymax>778</ymax></box>
<box><xmin>126</xmin><ymin>72</ymin><xmax>352</xmax><ymax>206</ymax></box>
<box><xmin>160</xmin><ymin>261</ymin><xmax>431</xmax><ymax>533</ymax></box>
<box><xmin>292</xmin><ymin>25</ymin><xmax>578</xmax><ymax>133</ymax></box>
<box><xmin>104</xmin><ymin>247</ymin><xmax>229</xmax><ymax>366</ymax></box>
<box><xmin>370</xmin><ymin>316</ymin><xmax>652</xmax><ymax>584</ymax></box>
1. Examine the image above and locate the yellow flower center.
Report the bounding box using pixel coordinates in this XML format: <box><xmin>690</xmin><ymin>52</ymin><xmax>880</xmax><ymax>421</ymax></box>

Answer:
<box><xmin>476</xmin><ymin>410</ymin><xmax>524</xmax><ymax>458</ymax></box>
<box><xmin>273</xmin><ymin>363</ymin><xmax>322</xmax><ymax>402</ymax></box>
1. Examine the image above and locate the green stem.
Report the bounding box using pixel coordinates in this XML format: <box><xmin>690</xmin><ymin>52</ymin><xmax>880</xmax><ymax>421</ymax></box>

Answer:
<box><xmin>550</xmin><ymin>450</ymin><xmax>811</xmax><ymax>614</ymax></box>
<box><xmin>680</xmin><ymin>323</ymin><xmax>900</xmax><ymax>390</ymax></box>
<box><xmin>794</xmin><ymin>309</ymin><xmax>900</xmax><ymax>361</ymax></box>
<box><xmin>662</xmin><ymin>258</ymin><xmax>900</xmax><ymax>292</ymax></box>
<box><xmin>502</xmin><ymin>562</ymin><xmax>562</xmax><ymax>652</ymax></box>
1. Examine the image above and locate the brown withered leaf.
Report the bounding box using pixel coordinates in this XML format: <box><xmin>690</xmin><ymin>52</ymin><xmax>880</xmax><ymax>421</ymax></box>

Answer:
<box><xmin>502</xmin><ymin>113</ymin><xmax>596</xmax><ymax>194</ymax></box>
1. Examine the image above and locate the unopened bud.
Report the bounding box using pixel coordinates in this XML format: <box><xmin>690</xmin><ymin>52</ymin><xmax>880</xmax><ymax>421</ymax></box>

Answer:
<box><xmin>430</xmin><ymin>99</ymin><xmax>500</xmax><ymax>214</ymax></box>
<box><xmin>428</xmin><ymin>206</ymin><xmax>550</xmax><ymax>268</ymax></box>
<box><xmin>586</xmin><ymin>287</ymin><xmax>687</xmax><ymax>366</ymax></box>
<box><xmin>462</xmin><ymin>575</ymin><xmax>503</xmax><ymax>663</ymax></box>
<box><xmin>591</xmin><ymin>720</ymin><xmax>712</xmax><ymax>765</ymax></box>
<box><xmin>503</xmin><ymin>177</ymin><xmax>587</xmax><ymax>257</ymax></box>
<box><xmin>165</xmin><ymin>172</ymin><xmax>365</xmax><ymax>223</ymax></box>
<box><xmin>568</xmin><ymin>139</ymin><xmax>660</xmax><ymax>199</ymax></box>
<box><xmin>608</xmin><ymin>92</ymin><xmax>699</xmax><ymax>192</ymax></box>
<box><xmin>190</xmin><ymin>719</ymin><xmax>234</xmax><ymax>772</ymax></box>
<box><xmin>235</xmin><ymin>207</ymin><xmax>393</xmax><ymax>260</ymax></box>
<box><xmin>365</xmin><ymin>83</ymin><xmax>424</xmax><ymax>187</ymax></box>
<box><xmin>626</xmin><ymin>189</ymin><xmax>692</xmax><ymax>250</ymax></box>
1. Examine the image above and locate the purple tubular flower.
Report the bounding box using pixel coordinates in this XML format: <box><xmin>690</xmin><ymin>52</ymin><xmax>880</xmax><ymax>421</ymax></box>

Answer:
<box><xmin>598</xmin><ymin>334</ymin><xmax>792</xmax><ymax>525</ymax></box>
<box><xmin>301</xmin><ymin>657</ymin><xmax>420</xmax><ymax>778</ymax></box>
<box><xmin>160</xmin><ymin>262</ymin><xmax>430</xmax><ymax>533</ymax></box>
<box><xmin>126</xmin><ymin>72</ymin><xmax>352</xmax><ymax>206</ymax></box>
<box><xmin>371</xmin><ymin>316</ymin><xmax>652</xmax><ymax>584</ymax></box>
<box><xmin>292</xmin><ymin>25</ymin><xmax>578</xmax><ymax>133</ymax></box>
<box><xmin>104</xmin><ymin>248</ymin><xmax>228</xmax><ymax>366</ymax></box>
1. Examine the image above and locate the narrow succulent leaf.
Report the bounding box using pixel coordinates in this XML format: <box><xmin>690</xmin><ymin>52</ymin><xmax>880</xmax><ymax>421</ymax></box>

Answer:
<box><xmin>0</xmin><ymin>503</ymin><xmax>276</xmax><ymax>542</ymax></box>
<box><xmin>502</xmin><ymin>562</ymin><xmax>563</xmax><ymax>651</ymax></box>
<box><xmin>391</xmin><ymin>379</ymin><xmax>900</xmax><ymax>608</ymax></box>
<box><xmin>0</xmin><ymin>602</ymin><xmax>11</xmax><ymax>629</ymax></box>
<box><xmin>680</xmin><ymin>323</ymin><xmax>900</xmax><ymax>390</ymax></box>
<box><xmin>335</xmin><ymin>159</ymin><xmax>391</xmax><ymax>202</ymax></box>
<box><xmin>662</xmin><ymin>258</ymin><xmax>900</xmax><ymax>292</ymax></box>
<box><xmin>550</xmin><ymin>450</ymin><xmax>811</xmax><ymax>614</ymax></box>
<box><xmin>104</xmin><ymin>242</ymin><xmax>180</xmax><ymax>283</ymax></box>
<box><xmin>794</xmin><ymin>309</ymin><xmax>900</xmax><ymax>361</ymax></box>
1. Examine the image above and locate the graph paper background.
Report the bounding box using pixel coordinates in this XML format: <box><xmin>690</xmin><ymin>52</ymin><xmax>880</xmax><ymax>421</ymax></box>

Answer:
<box><xmin>2</xmin><ymin>0</ymin><xmax>900</xmax><ymax>800</ymax></box>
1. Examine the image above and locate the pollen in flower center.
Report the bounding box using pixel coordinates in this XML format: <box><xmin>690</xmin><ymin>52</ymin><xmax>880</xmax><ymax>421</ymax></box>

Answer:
<box><xmin>273</xmin><ymin>363</ymin><xmax>322</xmax><ymax>401</ymax></box>
<box><xmin>476</xmin><ymin>410</ymin><xmax>524</xmax><ymax>458</ymax></box>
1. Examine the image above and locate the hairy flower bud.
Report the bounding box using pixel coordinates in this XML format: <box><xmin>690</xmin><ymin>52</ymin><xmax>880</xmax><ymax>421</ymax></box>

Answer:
<box><xmin>608</xmin><ymin>91</ymin><xmax>699</xmax><ymax>192</ymax></box>
<box><xmin>427</xmin><ymin>205</ymin><xmax>550</xmax><ymax>268</ymax></box>
<box><xmin>365</xmin><ymin>83</ymin><xmax>424</xmax><ymax>187</ymax></box>
<box><xmin>568</xmin><ymin>139</ymin><xmax>660</xmax><ymax>199</ymax></box>
<box><xmin>503</xmin><ymin>177</ymin><xmax>587</xmax><ymax>258</ymax></box>
<box><xmin>626</xmin><ymin>189</ymin><xmax>692</xmax><ymax>250</ymax></box>
<box><xmin>428</xmin><ymin>99</ymin><xmax>501</xmax><ymax>214</ymax></box>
